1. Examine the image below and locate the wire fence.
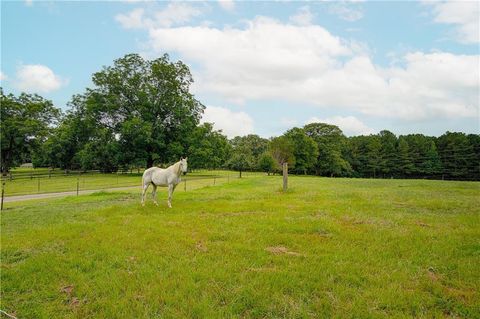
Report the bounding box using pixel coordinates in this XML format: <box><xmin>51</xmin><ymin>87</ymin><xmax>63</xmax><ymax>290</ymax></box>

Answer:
<box><xmin>0</xmin><ymin>170</ymin><xmax>266</xmax><ymax>210</ymax></box>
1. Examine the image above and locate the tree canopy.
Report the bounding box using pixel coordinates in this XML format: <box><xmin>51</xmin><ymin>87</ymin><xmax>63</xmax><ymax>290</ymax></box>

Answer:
<box><xmin>1</xmin><ymin>90</ymin><xmax>60</xmax><ymax>173</ymax></box>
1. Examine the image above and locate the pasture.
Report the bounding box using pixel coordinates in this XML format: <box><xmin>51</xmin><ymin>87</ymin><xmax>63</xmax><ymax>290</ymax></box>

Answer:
<box><xmin>1</xmin><ymin>175</ymin><xmax>479</xmax><ymax>318</ymax></box>
<box><xmin>1</xmin><ymin>169</ymin><xmax>246</xmax><ymax>197</ymax></box>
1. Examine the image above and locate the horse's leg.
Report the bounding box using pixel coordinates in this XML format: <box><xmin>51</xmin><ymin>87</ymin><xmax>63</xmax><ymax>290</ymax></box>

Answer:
<box><xmin>152</xmin><ymin>184</ymin><xmax>158</xmax><ymax>206</ymax></box>
<box><xmin>167</xmin><ymin>184</ymin><xmax>173</xmax><ymax>208</ymax></box>
<box><xmin>141</xmin><ymin>182</ymin><xmax>150</xmax><ymax>206</ymax></box>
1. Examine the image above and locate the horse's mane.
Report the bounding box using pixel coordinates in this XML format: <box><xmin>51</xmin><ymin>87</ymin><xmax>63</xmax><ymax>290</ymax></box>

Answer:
<box><xmin>169</xmin><ymin>160</ymin><xmax>182</xmax><ymax>175</ymax></box>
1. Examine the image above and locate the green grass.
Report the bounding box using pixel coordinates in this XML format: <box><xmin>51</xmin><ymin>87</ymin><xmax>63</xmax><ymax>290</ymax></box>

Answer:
<box><xmin>1</xmin><ymin>176</ymin><xmax>479</xmax><ymax>318</ymax></box>
<box><xmin>2</xmin><ymin>170</ymin><xmax>250</xmax><ymax>196</ymax></box>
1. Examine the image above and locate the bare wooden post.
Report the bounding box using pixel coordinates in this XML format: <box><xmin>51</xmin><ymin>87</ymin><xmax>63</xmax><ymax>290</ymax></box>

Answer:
<box><xmin>1</xmin><ymin>179</ymin><xmax>5</xmax><ymax>211</ymax></box>
<box><xmin>184</xmin><ymin>178</ymin><xmax>187</xmax><ymax>191</ymax></box>
<box><xmin>37</xmin><ymin>178</ymin><xmax>40</xmax><ymax>193</ymax></box>
<box><xmin>283</xmin><ymin>162</ymin><xmax>288</xmax><ymax>192</ymax></box>
<box><xmin>213</xmin><ymin>177</ymin><xmax>216</xmax><ymax>185</ymax></box>
<box><xmin>76</xmin><ymin>177</ymin><xmax>79</xmax><ymax>196</ymax></box>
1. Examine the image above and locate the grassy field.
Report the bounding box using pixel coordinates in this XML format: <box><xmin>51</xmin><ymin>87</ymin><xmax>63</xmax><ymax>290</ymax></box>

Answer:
<box><xmin>2</xmin><ymin>169</ymin><xmax>253</xmax><ymax>196</ymax></box>
<box><xmin>1</xmin><ymin>176</ymin><xmax>479</xmax><ymax>318</ymax></box>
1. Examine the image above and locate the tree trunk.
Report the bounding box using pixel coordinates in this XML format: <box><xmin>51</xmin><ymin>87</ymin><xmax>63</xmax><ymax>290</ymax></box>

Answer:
<box><xmin>146</xmin><ymin>154</ymin><xmax>153</xmax><ymax>168</ymax></box>
<box><xmin>239</xmin><ymin>170</ymin><xmax>242</xmax><ymax>178</ymax></box>
<box><xmin>283</xmin><ymin>162</ymin><xmax>288</xmax><ymax>192</ymax></box>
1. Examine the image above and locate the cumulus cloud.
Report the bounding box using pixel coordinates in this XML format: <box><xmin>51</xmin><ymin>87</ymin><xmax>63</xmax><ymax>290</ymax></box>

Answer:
<box><xmin>140</xmin><ymin>16</ymin><xmax>478</xmax><ymax>121</ymax></box>
<box><xmin>14</xmin><ymin>64</ymin><xmax>66</xmax><ymax>93</ymax></box>
<box><xmin>289</xmin><ymin>6</ymin><xmax>314</xmax><ymax>26</ymax></box>
<box><xmin>307</xmin><ymin>116</ymin><xmax>375</xmax><ymax>136</ymax></box>
<box><xmin>114</xmin><ymin>5</ymin><xmax>479</xmax><ymax>123</ymax></box>
<box><xmin>218</xmin><ymin>0</ymin><xmax>235</xmax><ymax>12</ymax></box>
<box><xmin>328</xmin><ymin>2</ymin><xmax>363</xmax><ymax>22</ymax></box>
<box><xmin>201</xmin><ymin>106</ymin><xmax>254</xmax><ymax>138</ymax></box>
<box><xmin>425</xmin><ymin>1</ymin><xmax>479</xmax><ymax>44</ymax></box>
<box><xmin>115</xmin><ymin>3</ymin><xmax>202</xmax><ymax>29</ymax></box>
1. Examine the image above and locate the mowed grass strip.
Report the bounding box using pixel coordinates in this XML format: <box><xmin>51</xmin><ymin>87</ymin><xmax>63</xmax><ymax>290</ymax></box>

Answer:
<box><xmin>1</xmin><ymin>176</ymin><xmax>479</xmax><ymax>318</ymax></box>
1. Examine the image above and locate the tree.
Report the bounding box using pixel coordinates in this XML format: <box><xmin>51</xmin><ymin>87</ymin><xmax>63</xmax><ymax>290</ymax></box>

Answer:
<box><xmin>421</xmin><ymin>140</ymin><xmax>442</xmax><ymax>177</ymax></box>
<box><xmin>230</xmin><ymin>134</ymin><xmax>268</xmax><ymax>164</ymax></box>
<box><xmin>227</xmin><ymin>146</ymin><xmax>254</xmax><ymax>178</ymax></box>
<box><xmin>365</xmin><ymin>135</ymin><xmax>382</xmax><ymax>178</ymax></box>
<box><xmin>283</xmin><ymin>127</ymin><xmax>318</xmax><ymax>174</ymax></box>
<box><xmin>86</xmin><ymin>53</ymin><xmax>204</xmax><ymax>167</ymax></box>
<box><xmin>257</xmin><ymin>152</ymin><xmax>276</xmax><ymax>175</ymax></box>
<box><xmin>188</xmin><ymin>123</ymin><xmax>231</xmax><ymax>169</ymax></box>
<box><xmin>304</xmin><ymin>123</ymin><xmax>351</xmax><ymax>176</ymax></box>
<box><xmin>1</xmin><ymin>90</ymin><xmax>61</xmax><ymax>173</ymax></box>
<box><xmin>34</xmin><ymin>95</ymin><xmax>97</xmax><ymax>170</ymax></box>
<box><xmin>436</xmin><ymin>132</ymin><xmax>474</xmax><ymax>179</ymax></box>
<box><xmin>77</xmin><ymin>128</ymin><xmax>120</xmax><ymax>172</ymax></box>
<box><xmin>269</xmin><ymin>136</ymin><xmax>295</xmax><ymax>170</ymax></box>
<box><xmin>378</xmin><ymin>130</ymin><xmax>397</xmax><ymax>177</ymax></box>
<box><xmin>396</xmin><ymin>138</ymin><xmax>415</xmax><ymax>177</ymax></box>
<box><xmin>467</xmin><ymin>134</ymin><xmax>480</xmax><ymax>180</ymax></box>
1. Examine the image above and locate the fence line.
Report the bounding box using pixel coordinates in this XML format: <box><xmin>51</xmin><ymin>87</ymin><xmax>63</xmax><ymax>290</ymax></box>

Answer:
<box><xmin>0</xmin><ymin>171</ymin><xmax>262</xmax><ymax>201</ymax></box>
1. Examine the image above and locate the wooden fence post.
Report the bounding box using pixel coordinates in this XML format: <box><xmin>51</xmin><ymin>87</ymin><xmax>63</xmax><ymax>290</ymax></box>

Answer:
<box><xmin>283</xmin><ymin>162</ymin><xmax>288</xmax><ymax>192</ymax></box>
<box><xmin>76</xmin><ymin>177</ymin><xmax>79</xmax><ymax>196</ymax></box>
<box><xmin>1</xmin><ymin>179</ymin><xmax>5</xmax><ymax>211</ymax></box>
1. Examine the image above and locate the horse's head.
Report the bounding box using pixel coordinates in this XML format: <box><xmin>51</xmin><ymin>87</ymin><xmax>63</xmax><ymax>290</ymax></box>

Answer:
<box><xmin>180</xmin><ymin>157</ymin><xmax>188</xmax><ymax>175</ymax></box>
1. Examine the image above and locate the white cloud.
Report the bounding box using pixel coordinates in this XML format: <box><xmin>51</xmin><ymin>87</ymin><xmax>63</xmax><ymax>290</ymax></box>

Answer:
<box><xmin>307</xmin><ymin>116</ymin><xmax>375</xmax><ymax>136</ymax></box>
<box><xmin>425</xmin><ymin>1</ymin><xmax>479</xmax><ymax>44</ymax></box>
<box><xmin>112</xmin><ymin>6</ymin><xmax>480</xmax><ymax>125</ymax></box>
<box><xmin>0</xmin><ymin>71</ymin><xmax>7</xmax><ymax>81</ymax></box>
<box><xmin>289</xmin><ymin>6</ymin><xmax>314</xmax><ymax>26</ymax></box>
<box><xmin>218</xmin><ymin>0</ymin><xmax>235</xmax><ymax>12</ymax></box>
<box><xmin>14</xmin><ymin>64</ymin><xmax>66</xmax><ymax>93</ymax></box>
<box><xmin>141</xmin><ymin>16</ymin><xmax>479</xmax><ymax>121</ymax></box>
<box><xmin>24</xmin><ymin>0</ymin><xmax>33</xmax><ymax>7</ymax></box>
<box><xmin>328</xmin><ymin>2</ymin><xmax>363</xmax><ymax>22</ymax></box>
<box><xmin>201</xmin><ymin>106</ymin><xmax>254</xmax><ymax>138</ymax></box>
<box><xmin>115</xmin><ymin>3</ymin><xmax>202</xmax><ymax>29</ymax></box>
<box><xmin>116</xmin><ymin>8</ymin><xmax>145</xmax><ymax>29</ymax></box>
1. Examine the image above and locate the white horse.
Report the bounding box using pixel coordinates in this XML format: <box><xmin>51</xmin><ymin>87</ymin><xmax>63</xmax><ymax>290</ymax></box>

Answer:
<box><xmin>141</xmin><ymin>157</ymin><xmax>188</xmax><ymax>208</ymax></box>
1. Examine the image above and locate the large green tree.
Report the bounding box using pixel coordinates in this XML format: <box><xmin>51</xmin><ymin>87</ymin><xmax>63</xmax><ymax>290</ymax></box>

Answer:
<box><xmin>227</xmin><ymin>145</ymin><xmax>254</xmax><ymax>178</ymax></box>
<box><xmin>230</xmin><ymin>134</ymin><xmax>268</xmax><ymax>164</ymax></box>
<box><xmin>188</xmin><ymin>123</ymin><xmax>231</xmax><ymax>169</ymax></box>
<box><xmin>86</xmin><ymin>53</ymin><xmax>204</xmax><ymax>167</ymax></box>
<box><xmin>257</xmin><ymin>152</ymin><xmax>276</xmax><ymax>175</ymax></box>
<box><xmin>283</xmin><ymin>127</ymin><xmax>318</xmax><ymax>174</ymax></box>
<box><xmin>304</xmin><ymin>123</ymin><xmax>351</xmax><ymax>176</ymax></box>
<box><xmin>1</xmin><ymin>90</ymin><xmax>61</xmax><ymax>173</ymax></box>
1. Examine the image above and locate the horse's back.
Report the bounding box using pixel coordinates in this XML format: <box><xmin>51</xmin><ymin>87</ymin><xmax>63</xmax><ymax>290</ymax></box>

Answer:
<box><xmin>143</xmin><ymin>167</ymin><xmax>162</xmax><ymax>183</ymax></box>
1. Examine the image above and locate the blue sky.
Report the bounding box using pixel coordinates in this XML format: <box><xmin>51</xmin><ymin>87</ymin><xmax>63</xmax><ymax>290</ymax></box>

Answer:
<box><xmin>1</xmin><ymin>0</ymin><xmax>479</xmax><ymax>138</ymax></box>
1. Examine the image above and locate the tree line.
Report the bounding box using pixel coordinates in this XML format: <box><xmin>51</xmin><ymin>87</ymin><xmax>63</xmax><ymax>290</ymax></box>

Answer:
<box><xmin>1</xmin><ymin>53</ymin><xmax>479</xmax><ymax>181</ymax></box>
